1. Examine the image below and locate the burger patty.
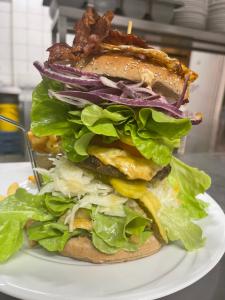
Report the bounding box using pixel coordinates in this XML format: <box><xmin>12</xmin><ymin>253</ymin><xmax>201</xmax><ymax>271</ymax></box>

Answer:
<box><xmin>77</xmin><ymin>156</ymin><xmax>126</xmax><ymax>179</ymax></box>
<box><xmin>77</xmin><ymin>156</ymin><xmax>171</xmax><ymax>182</ymax></box>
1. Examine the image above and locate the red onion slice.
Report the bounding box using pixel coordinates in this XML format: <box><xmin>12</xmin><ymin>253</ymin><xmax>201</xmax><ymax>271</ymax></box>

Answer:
<box><xmin>175</xmin><ymin>75</ymin><xmax>190</xmax><ymax>108</ymax></box>
<box><xmin>34</xmin><ymin>60</ymin><xmax>201</xmax><ymax>125</ymax></box>
<box><xmin>33</xmin><ymin>61</ymin><xmax>102</xmax><ymax>87</ymax></box>
<box><xmin>55</xmin><ymin>91</ymin><xmax>102</xmax><ymax>104</ymax></box>
<box><xmin>48</xmin><ymin>63</ymin><xmax>100</xmax><ymax>78</ymax></box>
<box><xmin>49</xmin><ymin>90</ymin><xmax>93</xmax><ymax>107</ymax></box>
<box><xmin>100</xmin><ymin>76</ymin><xmax>119</xmax><ymax>89</ymax></box>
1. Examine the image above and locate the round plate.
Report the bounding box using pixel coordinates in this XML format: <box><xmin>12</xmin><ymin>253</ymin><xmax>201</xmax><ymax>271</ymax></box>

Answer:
<box><xmin>0</xmin><ymin>163</ymin><xmax>225</xmax><ymax>300</ymax></box>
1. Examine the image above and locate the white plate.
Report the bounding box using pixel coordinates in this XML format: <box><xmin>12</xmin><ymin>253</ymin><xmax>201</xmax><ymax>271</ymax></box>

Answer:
<box><xmin>0</xmin><ymin>162</ymin><xmax>225</xmax><ymax>300</ymax></box>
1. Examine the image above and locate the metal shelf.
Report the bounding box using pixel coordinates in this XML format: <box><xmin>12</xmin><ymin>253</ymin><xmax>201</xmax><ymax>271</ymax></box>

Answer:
<box><xmin>50</xmin><ymin>6</ymin><xmax>225</xmax><ymax>54</ymax></box>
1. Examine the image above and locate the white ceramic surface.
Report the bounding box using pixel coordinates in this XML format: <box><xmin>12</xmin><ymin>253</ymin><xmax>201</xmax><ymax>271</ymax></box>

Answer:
<box><xmin>0</xmin><ymin>163</ymin><xmax>225</xmax><ymax>300</ymax></box>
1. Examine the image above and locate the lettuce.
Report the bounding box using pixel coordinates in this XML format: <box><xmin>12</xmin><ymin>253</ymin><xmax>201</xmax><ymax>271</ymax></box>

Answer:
<box><xmin>0</xmin><ymin>189</ymin><xmax>85</xmax><ymax>260</ymax></box>
<box><xmin>159</xmin><ymin>207</ymin><xmax>205</xmax><ymax>251</ymax></box>
<box><xmin>92</xmin><ymin>206</ymin><xmax>152</xmax><ymax>254</ymax></box>
<box><xmin>0</xmin><ymin>215</ymin><xmax>27</xmax><ymax>262</ymax></box>
<box><xmin>138</xmin><ymin>108</ymin><xmax>192</xmax><ymax>139</ymax></box>
<box><xmin>31</xmin><ymin>80</ymin><xmax>192</xmax><ymax>166</ymax></box>
<box><xmin>31</xmin><ymin>79</ymin><xmax>72</xmax><ymax>136</ymax></box>
<box><xmin>27</xmin><ymin>222</ymin><xmax>68</xmax><ymax>241</ymax></box>
<box><xmin>0</xmin><ymin>189</ymin><xmax>78</xmax><ymax>261</ymax></box>
<box><xmin>28</xmin><ymin>222</ymin><xmax>82</xmax><ymax>252</ymax></box>
<box><xmin>81</xmin><ymin>104</ymin><xmax>130</xmax><ymax>126</ymax></box>
<box><xmin>0</xmin><ymin>189</ymin><xmax>53</xmax><ymax>221</ymax></box>
<box><xmin>153</xmin><ymin>157</ymin><xmax>211</xmax><ymax>250</ymax></box>
<box><xmin>61</xmin><ymin>134</ymin><xmax>86</xmax><ymax>162</ymax></box>
<box><xmin>169</xmin><ymin>157</ymin><xmax>211</xmax><ymax>218</ymax></box>
<box><xmin>92</xmin><ymin>231</ymin><xmax>118</xmax><ymax>254</ymax></box>
<box><xmin>38</xmin><ymin>232</ymin><xmax>72</xmax><ymax>252</ymax></box>
<box><xmin>88</xmin><ymin>120</ymin><xmax>118</xmax><ymax>137</ymax></box>
<box><xmin>74</xmin><ymin>132</ymin><xmax>95</xmax><ymax>156</ymax></box>
<box><xmin>129</xmin><ymin>125</ymin><xmax>172</xmax><ymax>166</ymax></box>
<box><xmin>110</xmin><ymin>162</ymin><xmax>211</xmax><ymax>250</ymax></box>
<box><xmin>44</xmin><ymin>194</ymin><xmax>74</xmax><ymax>216</ymax></box>
<box><xmin>0</xmin><ymin>189</ymin><xmax>54</xmax><ymax>262</ymax></box>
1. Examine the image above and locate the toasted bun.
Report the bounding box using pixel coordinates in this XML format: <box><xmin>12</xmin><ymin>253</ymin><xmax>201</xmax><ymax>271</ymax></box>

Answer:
<box><xmin>75</xmin><ymin>53</ymin><xmax>186</xmax><ymax>101</ymax></box>
<box><xmin>61</xmin><ymin>235</ymin><xmax>161</xmax><ymax>264</ymax></box>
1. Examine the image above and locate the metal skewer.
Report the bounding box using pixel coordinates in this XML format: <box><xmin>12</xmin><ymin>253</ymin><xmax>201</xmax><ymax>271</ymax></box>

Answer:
<box><xmin>0</xmin><ymin>114</ymin><xmax>42</xmax><ymax>191</ymax></box>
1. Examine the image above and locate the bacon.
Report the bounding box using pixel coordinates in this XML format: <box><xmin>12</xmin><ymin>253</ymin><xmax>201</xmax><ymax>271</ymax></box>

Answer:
<box><xmin>104</xmin><ymin>30</ymin><xmax>148</xmax><ymax>48</ymax></box>
<box><xmin>47</xmin><ymin>43</ymin><xmax>77</xmax><ymax>64</ymax></box>
<box><xmin>72</xmin><ymin>8</ymin><xmax>114</xmax><ymax>56</ymax></box>
<box><xmin>47</xmin><ymin>8</ymin><xmax>149</xmax><ymax>64</ymax></box>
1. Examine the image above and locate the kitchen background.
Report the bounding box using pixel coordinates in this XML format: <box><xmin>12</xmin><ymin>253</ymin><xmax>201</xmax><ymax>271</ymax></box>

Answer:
<box><xmin>0</xmin><ymin>0</ymin><xmax>225</xmax><ymax>162</ymax></box>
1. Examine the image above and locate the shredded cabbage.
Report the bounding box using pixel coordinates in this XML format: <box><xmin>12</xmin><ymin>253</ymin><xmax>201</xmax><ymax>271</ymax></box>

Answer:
<box><xmin>37</xmin><ymin>156</ymin><xmax>128</xmax><ymax>231</ymax></box>
<box><xmin>38</xmin><ymin>157</ymin><xmax>112</xmax><ymax>197</ymax></box>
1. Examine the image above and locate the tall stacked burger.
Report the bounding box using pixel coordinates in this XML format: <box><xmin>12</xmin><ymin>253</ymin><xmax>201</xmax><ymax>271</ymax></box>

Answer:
<box><xmin>0</xmin><ymin>8</ymin><xmax>211</xmax><ymax>263</ymax></box>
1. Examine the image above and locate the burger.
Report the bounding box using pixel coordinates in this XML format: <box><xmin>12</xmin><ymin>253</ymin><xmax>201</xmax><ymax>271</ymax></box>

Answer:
<box><xmin>0</xmin><ymin>8</ymin><xmax>211</xmax><ymax>264</ymax></box>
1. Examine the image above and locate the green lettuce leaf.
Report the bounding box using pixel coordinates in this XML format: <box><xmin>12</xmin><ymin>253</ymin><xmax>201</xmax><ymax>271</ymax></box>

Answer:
<box><xmin>128</xmin><ymin>124</ymin><xmax>172</xmax><ymax>166</ymax></box>
<box><xmin>138</xmin><ymin>108</ymin><xmax>192</xmax><ymax>139</ymax></box>
<box><xmin>27</xmin><ymin>222</ymin><xmax>68</xmax><ymax>241</ymax></box>
<box><xmin>74</xmin><ymin>132</ymin><xmax>95</xmax><ymax>156</ymax></box>
<box><xmin>0</xmin><ymin>189</ymin><xmax>54</xmax><ymax>262</ymax></box>
<box><xmin>81</xmin><ymin>104</ymin><xmax>129</xmax><ymax>126</ymax></box>
<box><xmin>0</xmin><ymin>188</ymin><xmax>53</xmax><ymax>221</ymax></box>
<box><xmin>31</xmin><ymin>79</ymin><xmax>72</xmax><ymax>136</ymax></box>
<box><xmin>44</xmin><ymin>194</ymin><xmax>74</xmax><ymax>216</ymax></box>
<box><xmin>125</xmin><ymin>207</ymin><xmax>150</xmax><ymax>236</ymax></box>
<box><xmin>88</xmin><ymin>120</ymin><xmax>118</xmax><ymax>137</ymax></box>
<box><xmin>159</xmin><ymin>207</ymin><xmax>205</xmax><ymax>251</ymax></box>
<box><xmin>68</xmin><ymin>110</ymin><xmax>83</xmax><ymax>125</ymax></box>
<box><xmin>30</xmin><ymin>80</ymin><xmax>192</xmax><ymax>167</ymax></box>
<box><xmin>38</xmin><ymin>232</ymin><xmax>72</xmax><ymax>252</ymax></box>
<box><xmin>92</xmin><ymin>206</ymin><xmax>151</xmax><ymax>253</ymax></box>
<box><xmin>169</xmin><ymin>157</ymin><xmax>211</xmax><ymax>218</ymax></box>
<box><xmin>61</xmin><ymin>134</ymin><xmax>87</xmax><ymax>162</ymax></box>
<box><xmin>28</xmin><ymin>222</ymin><xmax>81</xmax><ymax>252</ymax></box>
<box><xmin>0</xmin><ymin>215</ymin><xmax>27</xmax><ymax>262</ymax></box>
<box><xmin>92</xmin><ymin>231</ymin><xmax>118</xmax><ymax>254</ymax></box>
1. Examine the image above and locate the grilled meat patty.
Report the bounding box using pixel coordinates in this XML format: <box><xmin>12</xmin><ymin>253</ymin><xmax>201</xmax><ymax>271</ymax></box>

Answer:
<box><xmin>77</xmin><ymin>156</ymin><xmax>171</xmax><ymax>182</ymax></box>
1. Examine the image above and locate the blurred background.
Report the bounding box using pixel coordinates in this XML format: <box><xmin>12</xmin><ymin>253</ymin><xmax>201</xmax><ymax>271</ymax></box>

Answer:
<box><xmin>0</xmin><ymin>0</ymin><xmax>225</xmax><ymax>162</ymax></box>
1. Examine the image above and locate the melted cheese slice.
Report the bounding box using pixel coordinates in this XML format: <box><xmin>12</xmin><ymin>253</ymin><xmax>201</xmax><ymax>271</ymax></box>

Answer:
<box><xmin>73</xmin><ymin>208</ymin><xmax>92</xmax><ymax>231</ymax></box>
<box><xmin>110</xmin><ymin>178</ymin><xmax>168</xmax><ymax>242</ymax></box>
<box><xmin>100</xmin><ymin>43</ymin><xmax>198</xmax><ymax>82</ymax></box>
<box><xmin>73</xmin><ymin>218</ymin><xmax>92</xmax><ymax>231</ymax></box>
<box><xmin>88</xmin><ymin>145</ymin><xmax>161</xmax><ymax>181</ymax></box>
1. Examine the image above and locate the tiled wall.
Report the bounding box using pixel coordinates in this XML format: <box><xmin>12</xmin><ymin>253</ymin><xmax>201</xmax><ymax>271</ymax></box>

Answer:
<box><xmin>0</xmin><ymin>0</ymin><xmax>51</xmax><ymax>88</ymax></box>
<box><xmin>0</xmin><ymin>0</ymin><xmax>12</xmax><ymax>86</ymax></box>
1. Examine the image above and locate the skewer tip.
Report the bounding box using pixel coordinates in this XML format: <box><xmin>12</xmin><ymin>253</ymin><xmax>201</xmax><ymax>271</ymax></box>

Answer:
<box><xmin>127</xmin><ymin>20</ymin><xmax>133</xmax><ymax>35</ymax></box>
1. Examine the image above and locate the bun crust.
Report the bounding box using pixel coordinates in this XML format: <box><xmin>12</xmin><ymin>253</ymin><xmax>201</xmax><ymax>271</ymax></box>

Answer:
<box><xmin>61</xmin><ymin>235</ymin><xmax>161</xmax><ymax>264</ymax></box>
<box><xmin>75</xmin><ymin>53</ymin><xmax>186</xmax><ymax>101</ymax></box>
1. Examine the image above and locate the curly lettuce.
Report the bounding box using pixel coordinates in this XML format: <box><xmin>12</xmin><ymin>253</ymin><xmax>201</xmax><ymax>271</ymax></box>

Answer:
<box><xmin>169</xmin><ymin>157</ymin><xmax>211</xmax><ymax>219</ymax></box>
<box><xmin>0</xmin><ymin>188</ymin><xmax>152</xmax><ymax>261</ymax></box>
<box><xmin>31</xmin><ymin>79</ymin><xmax>192</xmax><ymax>166</ymax></box>
<box><xmin>0</xmin><ymin>189</ymin><xmax>53</xmax><ymax>262</ymax></box>
<box><xmin>92</xmin><ymin>206</ymin><xmax>152</xmax><ymax>254</ymax></box>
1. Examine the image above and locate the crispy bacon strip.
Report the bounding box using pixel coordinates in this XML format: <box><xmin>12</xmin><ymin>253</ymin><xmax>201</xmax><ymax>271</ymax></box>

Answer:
<box><xmin>47</xmin><ymin>43</ymin><xmax>77</xmax><ymax>64</ymax></box>
<box><xmin>47</xmin><ymin>8</ymin><xmax>149</xmax><ymax>64</ymax></box>
<box><xmin>105</xmin><ymin>30</ymin><xmax>148</xmax><ymax>48</ymax></box>
<box><xmin>72</xmin><ymin>7</ymin><xmax>114</xmax><ymax>56</ymax></box>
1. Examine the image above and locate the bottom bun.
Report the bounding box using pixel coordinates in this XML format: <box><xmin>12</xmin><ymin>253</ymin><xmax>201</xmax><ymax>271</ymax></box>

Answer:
<box><xmin>61</xmin><ymin>235</ymin><xmax>162</xmax><ymax>264</ymax></box>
